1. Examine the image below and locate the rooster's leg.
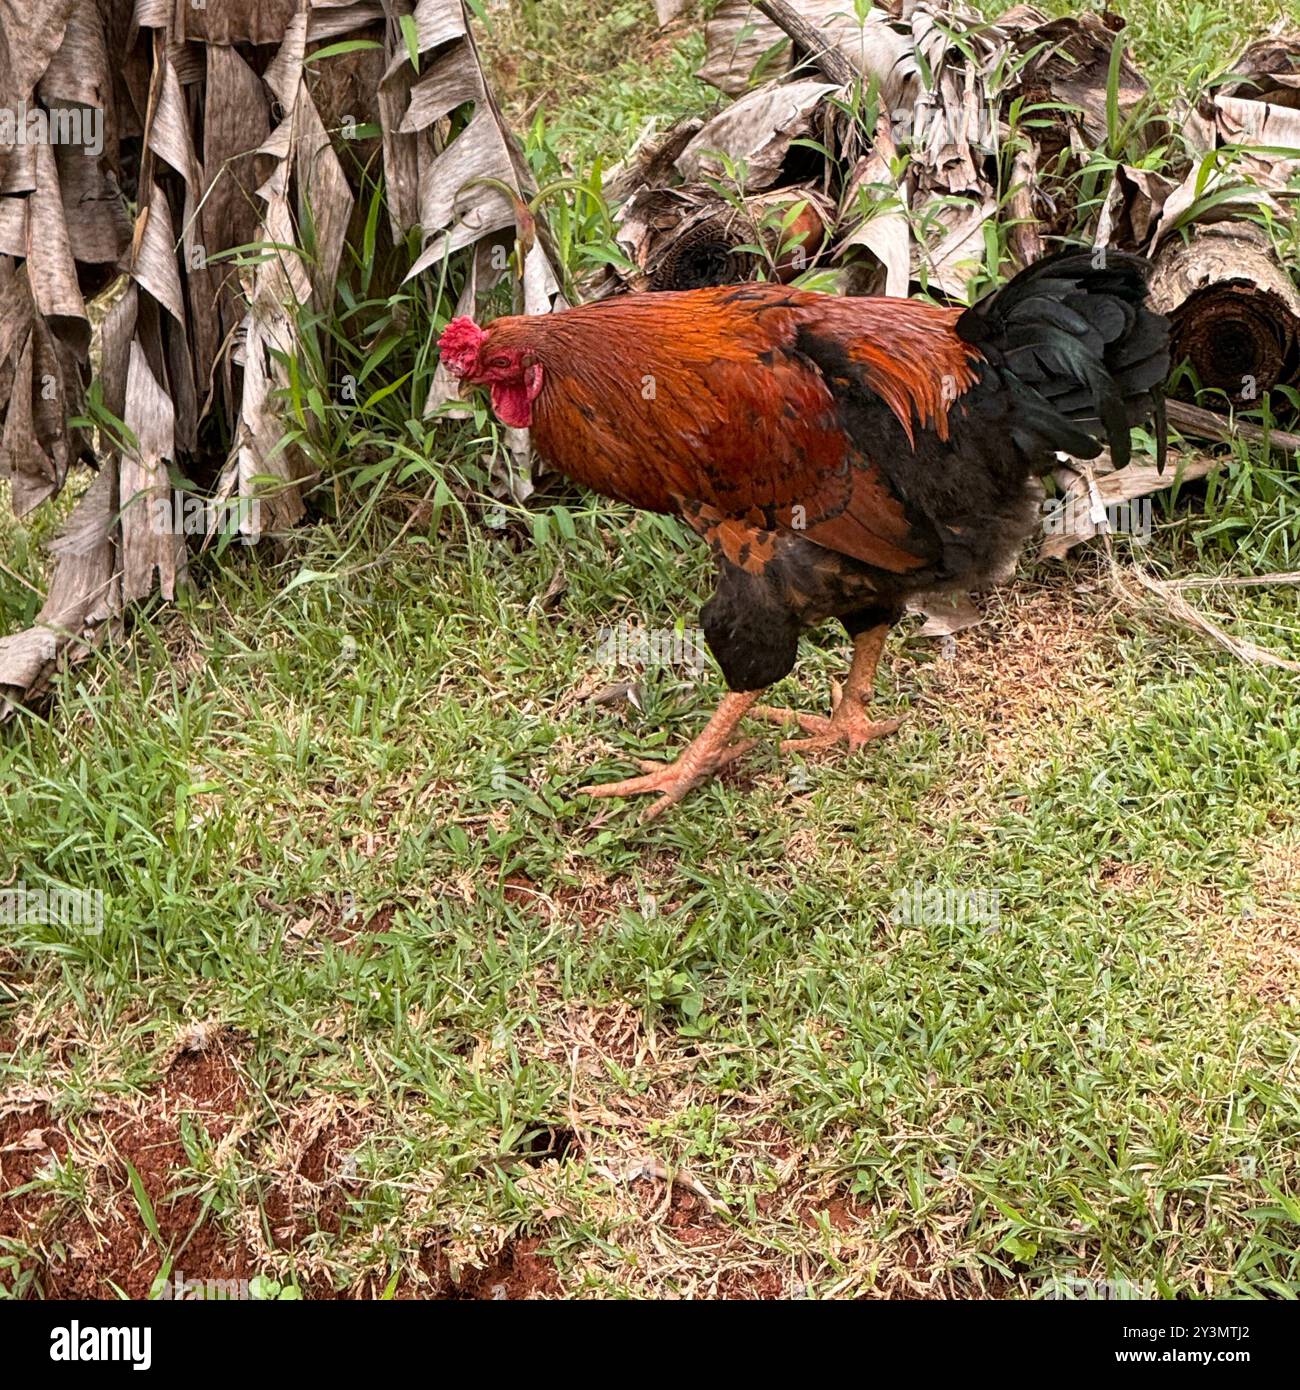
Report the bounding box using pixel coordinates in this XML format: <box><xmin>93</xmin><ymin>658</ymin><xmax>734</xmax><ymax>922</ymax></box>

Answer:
<box><xmin>578</xmin><ymin>690</ymin><xmax>761</xmax><ymax>821</ymax></box>
<box><xmin>753</xmin><ymin>624</ymin><xmax>902</xmax><ymax>754</ymax></box>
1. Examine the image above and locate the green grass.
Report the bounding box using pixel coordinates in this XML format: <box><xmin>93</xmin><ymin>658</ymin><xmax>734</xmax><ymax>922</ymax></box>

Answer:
<box><xmin>483</xmin><ymin>0</ymin><xmax>710</xmax><ymax>163</ymax></box>
<box><xmin>4</xmin><ymin>507</ymin><xmax>1299</xmax><ymax>1297</ymax></box>
<box><xmin>3</xmin><ymin>0</ymin><xmax>1300</xmax><ymax>1299</ymax></box>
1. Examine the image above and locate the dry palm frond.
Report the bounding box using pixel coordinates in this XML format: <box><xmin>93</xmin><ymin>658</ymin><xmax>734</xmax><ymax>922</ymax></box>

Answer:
<box><xmin>0</xmin><ymin>0</ymin><xmax>556</xmax><ymax>704</ymax></box>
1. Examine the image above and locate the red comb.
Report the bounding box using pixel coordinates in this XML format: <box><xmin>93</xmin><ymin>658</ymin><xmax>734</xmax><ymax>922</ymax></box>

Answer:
<box><xmin>438</xmin><ymin>316</ymin><xmax>487</xmax><ymax>375</ymax></box>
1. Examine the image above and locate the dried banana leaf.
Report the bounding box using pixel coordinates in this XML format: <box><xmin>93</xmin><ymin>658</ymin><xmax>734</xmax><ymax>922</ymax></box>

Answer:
<box><xmin>213</xmin><ymin>7</ymin><xmax>356</xmax><ymax>537</ymax></box>
<box><xmin>0</xmin><ymin>0</ymin><xmax>439</xmax><ymax>700</ymax></box>
<box><xmin>400</xmin><ymin>0</ymin><xmax>558</xmax><ymax>288</ymax></box>
<box><xmin>700</xmin><ymin>1</ymin><xmax>915</xmax><ymax>105</ymax></box>
<box><xmin>1003</xmin><ymin>8</ymin><xmax>1150</xmax><ymax>152</ymax></box>
<box><xmin>834</xmin><ymin>117</ymin><xmax>909</xmax><ymax>297</ymax></box>
<box><xmin>687</xmin><ymin>1</ymin><xmax>1109</xmax><ymax>302</ymax></box>
<box><xmin>2</xmin><ymin>0</ymin><xmax>565</xmax><ymax>704</ymax></box>
<box><xmin>674</xmin><ymin>78</ymin><xmax>839</xmax><ymax>190</ymax></box>
<box><xmin>120</xmin><ymin>340</ymin><xmax>185</xmax><ymax>603</ymax></box>
<box><xmin>395</xmin><ymin>0</ymin><xmax>565</xmax><ymax>497</ymax></box>
<box><xmin>1094</xmin><ymin>165</ymin><xmax>1177</xmax><ymax>253</ymax></box>
<box><xmin>1181</xmin><ymin>30</ymin><xmax>1300</xmax><ymax>190</ymax></box>
<box><xmin>179</xmin><ymin>0</ymin><xmax>303</xmax><ymax>47</ymax></box>
<box><xmin>0</xmin><ymin>0</ymin><xmax>79</xmax><ymax>191</ymax></box>
<box><xmin>0</xmin><ymin>461</ymin><xmax>120</xmax><ymax>703</ymax></box>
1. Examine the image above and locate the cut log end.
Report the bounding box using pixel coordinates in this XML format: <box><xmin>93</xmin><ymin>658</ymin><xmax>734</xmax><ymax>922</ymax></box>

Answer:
<box><xmin>648</xmin><ymin>197</ymin><xmax>826</xmax><ymax>291</ymax></box>
<box><xmin>1150</xmin><ymin>226</ymin><xmax>1300</xmax><ymax>408</ymax></box>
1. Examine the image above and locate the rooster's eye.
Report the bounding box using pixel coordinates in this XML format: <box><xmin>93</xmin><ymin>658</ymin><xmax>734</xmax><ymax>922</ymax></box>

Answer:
<box><xmin>488</xmin><ymin>356</ymin><xmax>509</xmax><ymax>368</ymax></box>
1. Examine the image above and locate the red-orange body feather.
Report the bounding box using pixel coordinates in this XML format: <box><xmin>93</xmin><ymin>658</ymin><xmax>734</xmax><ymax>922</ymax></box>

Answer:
<box><xmin>473</xmin><ymin>284</ymin><xmax>980</xmax><ymax>573</ymax></box>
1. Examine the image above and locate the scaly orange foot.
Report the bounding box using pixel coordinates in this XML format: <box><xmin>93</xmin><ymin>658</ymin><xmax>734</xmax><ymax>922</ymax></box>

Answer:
<box><xmin>578</xmin><ymin>690</ymin><xmax>761</xmax><ymax>821</ymax></box>
<box><xmin>752</xmin><ymin>694</ymin><xmax>902</xmax><ymax>754</ymax></box>
<box><xmin>578</xmin><ymin>738</ymin><xmax>756</xmax><ymax>822</ymax></box>
<box><xmin>754</xmin><ymin>621</ymin><xmax>903</xmax><ymax>755</ymax></box>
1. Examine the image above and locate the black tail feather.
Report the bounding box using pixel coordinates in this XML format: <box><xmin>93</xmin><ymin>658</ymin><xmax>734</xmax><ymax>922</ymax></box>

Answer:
<box><xmin>958</xmin><ymin>250</ymin><xmax>1171</xmax><ymax>474</ymax></box>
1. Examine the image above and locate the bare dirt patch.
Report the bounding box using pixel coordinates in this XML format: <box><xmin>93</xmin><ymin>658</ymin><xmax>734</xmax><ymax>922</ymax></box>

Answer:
<box><xmin>276</xmin><ymin>895</ymin><xmax>398</xmax><ymax>952</ymax></box>
<box><xmin>263</xmin><ymin>1101</ymin><xmax>367</xmax><ymax>1249</ymax></box>
<box><xmin>1</xmin><ymin>1037</ymin><xmax>253</xmax><ymax>1299</ymax></box>
<box><xmin>0</xmin><ymin>1104</ymin><xmax>72</xmax><ymax>1243</ymax></box>
<box><xmin>409</xmin><ymin>1236</ymin><xmax>562</xmax><ymax>1300</ymax></box>
<box><xmin>452</xmin><ymin>1237</ymin><xmax>563</xmax><ymax>1299</ymax></box>
<box><xmin>917</xmin><ymin>575</ymin><xmax>1116</xmax><ymax>766</ymax></box>
<box><xmin>497</xmin><ymin>857</ymin><xmax>674</xmax><ymax>936</ymax></box>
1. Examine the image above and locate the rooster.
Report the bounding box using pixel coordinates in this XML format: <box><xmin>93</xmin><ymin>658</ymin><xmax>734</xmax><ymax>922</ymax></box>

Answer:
<box><xmin>439</xmin><ymin>252</ymin><xmax>1168</xmax><ymax>819</ymax></box>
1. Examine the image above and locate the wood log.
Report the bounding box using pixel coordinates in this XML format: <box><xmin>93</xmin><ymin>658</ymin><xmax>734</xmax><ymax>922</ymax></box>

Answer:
<box><xmin>650</xmin><ymin>190</ymin><xmax>828</xmax><ymax>290</ymax></box>
<box><xmin>1149</xmin><ymin>223</ymin><xmax>1300</xmax><ymax>408</ymax></box>
<box><xmin>1165</xmin><ymin>399</ymin><xmax>1300</xmax><ymax>456</ymax></box>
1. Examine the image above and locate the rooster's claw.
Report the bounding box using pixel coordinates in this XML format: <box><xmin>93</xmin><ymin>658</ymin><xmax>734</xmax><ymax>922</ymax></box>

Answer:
<box><xmin>753</xmin><ymin>703</ymin><xmax>902</xmax><ymax>755</ymax></box>
<box><xmin>578</xmin><ymin>737</ymin><xmax>756</xmax><ymax>821</ymax></box>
